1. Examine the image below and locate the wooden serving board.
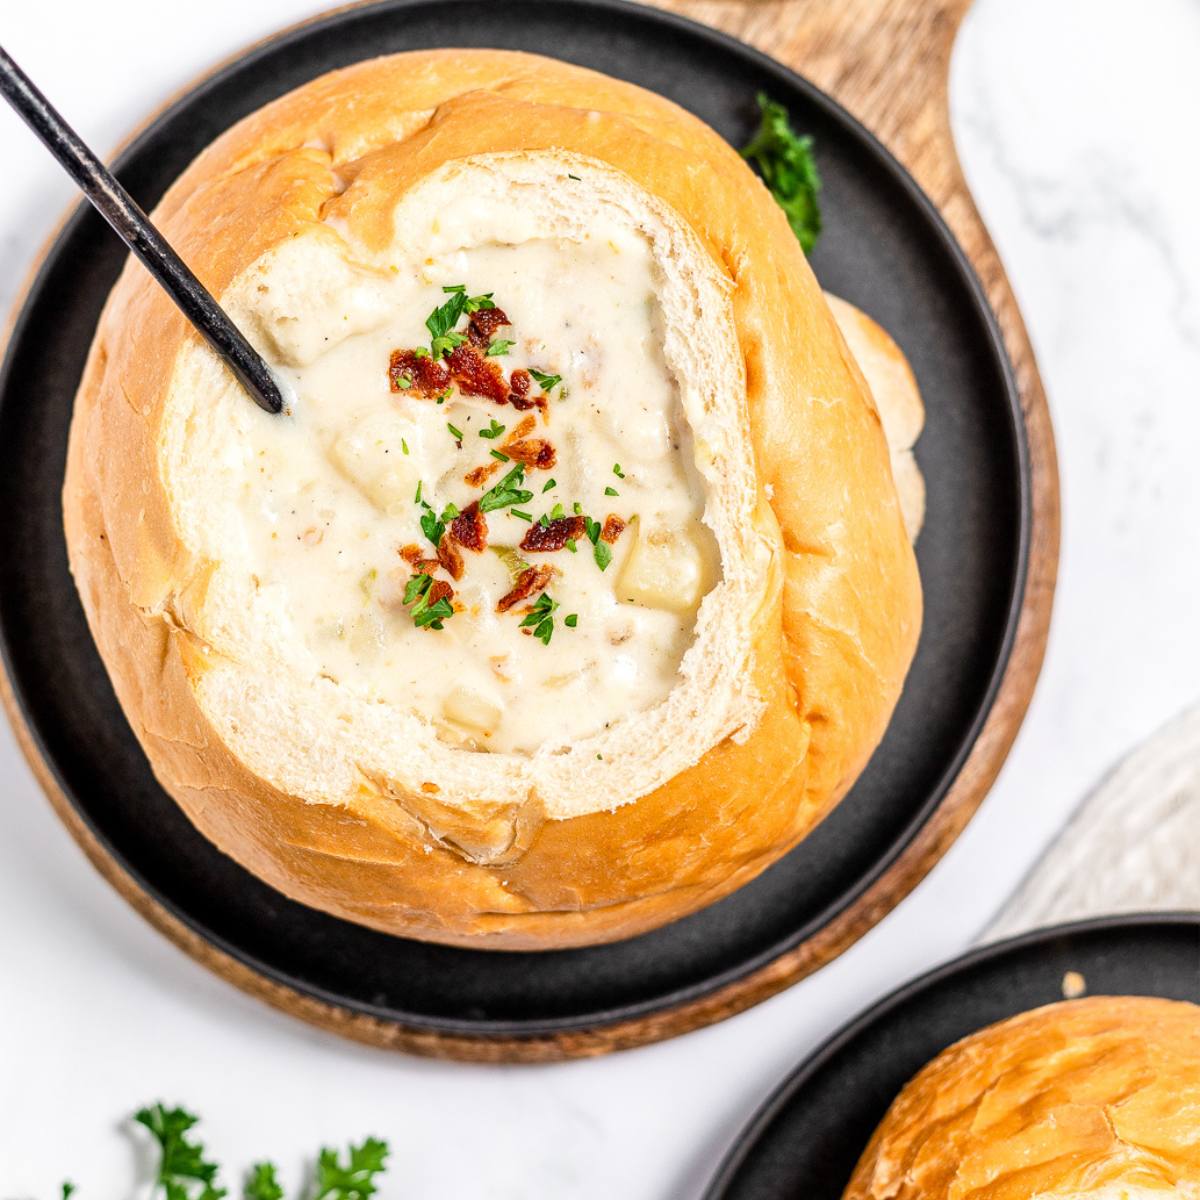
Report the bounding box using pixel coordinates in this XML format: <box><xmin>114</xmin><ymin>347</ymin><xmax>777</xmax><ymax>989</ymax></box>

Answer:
<box><xmin>1</xmin><ymin>0</ymin><xmax>1058</xmax><ymax>1061</ymax></box>
<box><xmin>623</xmin><ymin>0</ymin><xmax>1063</xmax><ymax>1025</ymax></box>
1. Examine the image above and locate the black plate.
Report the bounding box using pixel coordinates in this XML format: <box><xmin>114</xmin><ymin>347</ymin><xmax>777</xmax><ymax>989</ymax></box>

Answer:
<box><xmin>705</xmin><ymin>914</ymin><xmax>1200</xmax><ymax>1199</ymax></box>
<box><xmin>0</xmin><ymin>0</ymin><xmax>1028</xmax><ymax>1040</ymax></box>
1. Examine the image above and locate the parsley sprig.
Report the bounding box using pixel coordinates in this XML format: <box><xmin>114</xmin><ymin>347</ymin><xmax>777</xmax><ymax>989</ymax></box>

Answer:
<box><xmin>136</xmin><ymin>1104</ymin><xmax>226</xmax><ymax>1200</ymax></box>
<box><xmin>313</xmin><ymin>1139</ymin><xmax>390</xmax><ymax>1200</ymax></box>
<box><xmin>94</xmin><ymin>1103</ymin><xmax>392</xmax><ymax>1200</ymax></box>
<box><xmin>741</xmin><ymin>93</ymin><xmax>822</xmax><ymax>253</ymax></box>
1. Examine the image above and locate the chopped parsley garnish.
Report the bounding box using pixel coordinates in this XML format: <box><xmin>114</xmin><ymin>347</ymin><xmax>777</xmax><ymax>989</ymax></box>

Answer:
<box><xmin>584</xmin><ymin>516</ymin><xmax>613</xmax><ymax>570</ymax></box>
<box><xmin>430</xmin><ymin>330</ymin><xmax>465</xmax><ymax>359</ymax></box>
<box><xmin>566</xmin><ymin>539</ymin><xmax>578</xmax><ymax>553</ymax></box>
<box><xmin>565</xmin><ymin>613</ymin><xmax>579</xmax><ymax>627</ymax></box>
<box><xmin>414</xmin><ymin>480</ymin><xmax>423</xmax><ymax>504</ymax></box>
<box><xmin>510</xmin><ymin>508</ymin><xmax>533</xmax><ymax>522</ymax></box>
<box><xmin>446</xmin><ymin>421</ymin><xmax>464</xmax><ymax>442</ymax></box>
<box><xmin>520</xmin><ymin>592</ymin><xmax>559</xmax><ymax>645</ymax></box>
<box><xmin>418</xmin><ymin>499</ymin><xmax>459</xmax><ymax>547</ymax></box>
<box><xmin>612</xmin><ymin>463</ymin><xmax>625</xmax><ymax>478</ymax></box>
<box><xmin>486</xmin><ymin>339</ymin><xmax>514</xmax><ymax>357</ymax></box>
<box><xmin>542</xmin><ymin>478</ymin><xmax>557</xmax><ymax>493</ymax></box>
<box><xmin>411</xmin><ymin>346</ymin><xmax>430</xmax><ymax>359</ymax></box>
<box><xmin>489</xmin><ymin>449</ymin><xmax>510</xmax><ymax>462</ymax></box>
<box><xmin>403</xmin><ymin>573</ymin><xmax>454</xmax><ymax>630</ymax></box>
<box><xmin>741</xmin><ymin>93</ymin><xmax>822</xmax><ymax>253</ymax></box>
<box><xmin>529</xmin><ymin>368</ymin><xmax>562</xmax><ymax>393</ymax></box>
<box><xmin>396</xmin><ymin>373</ymin><xmax>413</xmax><ymax>390</ymax></box>
<box><xmin>479</xmin><ymin>418</ymin><xmax>506</xmax><ymax>439</ymax></box>
<box><xmin>425</xmin><ymin>286</ymin><xmax>496</xmax><ymax>356</ymax></box>
<box><xmin>401</xmin><ymin>439</ymin><xmax>409</xmax><ymax>455</ymax></box>
<box><xmin>550</xmin><ymin>502</ymin><xmax>565</xmax><ymax>520</ymax></box>
<box><xmin>479</xmin><ymin>464</ymin><xmax>534</xmax><ymax>513</ymax></box>
<box><xmin>605</xmin><ymin>486</ymin><xmax>619</xmax><ymax>496</ymax></box>
<box><xmin>573</xmin><ymin>502</ymin><xmax>583</xmax><ymax>514</ymax></box>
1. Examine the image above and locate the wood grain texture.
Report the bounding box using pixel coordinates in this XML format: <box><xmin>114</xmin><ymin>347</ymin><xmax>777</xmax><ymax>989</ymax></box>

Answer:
<box><xmin>1</xmin><ymin>0</ymin><xmax>1058</xmax><ymax>1060</ymax></box>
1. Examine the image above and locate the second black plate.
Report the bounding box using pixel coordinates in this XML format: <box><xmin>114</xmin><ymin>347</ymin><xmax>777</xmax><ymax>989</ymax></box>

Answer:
<box><xmin>0</xmin><ymin>0</ymin><xmax>1027</xmax><ymax>1046</ymax></box>
<box><xmin>706</xmin><ymin>914</ymin><xmax>1200</xmax><ymax>1199</ymax></box>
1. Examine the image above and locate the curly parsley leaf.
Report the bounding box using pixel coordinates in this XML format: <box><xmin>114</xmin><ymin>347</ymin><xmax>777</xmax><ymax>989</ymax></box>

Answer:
<box><xmin>135</xmin><ymin>1104</ymin><xmax>227</xmax><ymax>1200</ymax></box>
<box><xmin>741</xmin><ymin>93</ymin><xmax>822</xmax><ymax>253</ymax></box>
<box><xmin>313</xmin><ymin>1138</ymin><xmax>390</xmax><ymax>1200</ymax></box>
<box><xmin>243</xmin><ymin>1163</ymin><xmax>284</xmax><ymax>1200</ymax></box>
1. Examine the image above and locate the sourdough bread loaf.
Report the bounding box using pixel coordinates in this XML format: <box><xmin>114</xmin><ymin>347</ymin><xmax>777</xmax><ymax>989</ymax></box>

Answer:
<box><xmin>844</xmin><ymin>996</ymin><xmax>1200</xmax><ymax>1200</ymax></box>
<box><xmin>63</xmin><ymin>50</ymin><xmax>922</xmax><ymax>948</ymax></box>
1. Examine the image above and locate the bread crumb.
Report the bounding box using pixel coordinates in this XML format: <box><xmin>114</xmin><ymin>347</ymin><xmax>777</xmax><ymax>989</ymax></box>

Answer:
<box><xmin>1062</xmin><ymin>970</ymin><xmax>1087</xmax><ymax>999</ymax></box>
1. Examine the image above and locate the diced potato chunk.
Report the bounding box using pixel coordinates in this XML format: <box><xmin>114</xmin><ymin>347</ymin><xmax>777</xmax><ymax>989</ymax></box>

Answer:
<box><xmin>442</xmin><ymin>687</ymin><xmax>502</xmax><ymax>736</ymax></box>
<box><xmin>326</xmin><ymin>418</ymin><xmax>418</xmax><ymax>515</ymax></box>
<box><xmin>616</xmin><ymin>521</ymin><xmax>708</xmax><ymax>615</ymax></box>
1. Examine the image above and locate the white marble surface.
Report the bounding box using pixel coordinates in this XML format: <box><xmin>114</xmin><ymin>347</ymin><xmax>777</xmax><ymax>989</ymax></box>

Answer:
<box><xmin>1</xmin><ymin>1</ymin><xmax>1198</xmax><ymax>1195</ymax></box>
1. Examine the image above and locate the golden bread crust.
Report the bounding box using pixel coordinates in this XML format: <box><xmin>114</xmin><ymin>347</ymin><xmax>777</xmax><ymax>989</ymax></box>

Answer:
<box><xmin>844</xmin><ymin>996</ymin><xmax>1200</xmax><ymax>1200</ymax></box>
<box><xmin>63</xmin><ymin>50</ymin><xmax>921</xmax><ymax>948</ymax></box>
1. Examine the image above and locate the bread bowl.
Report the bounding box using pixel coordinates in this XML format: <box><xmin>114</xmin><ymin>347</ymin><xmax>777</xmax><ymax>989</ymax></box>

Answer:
<box><xmin>844</xmin><ymin>995</ymin><xmax>1200</xmax><ymax>1200</ymax></box>
<box><xmin>63</xmin><ymin>49</ymin><xmax>922</xmax><ymax>949</ymax></box>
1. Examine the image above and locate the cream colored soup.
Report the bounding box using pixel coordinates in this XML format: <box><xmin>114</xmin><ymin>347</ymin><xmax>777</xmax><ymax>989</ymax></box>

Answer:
<box><xmin>238</xmin><ymin>225</ymin><xmax>716</xmax><ymax>754</ymax></box>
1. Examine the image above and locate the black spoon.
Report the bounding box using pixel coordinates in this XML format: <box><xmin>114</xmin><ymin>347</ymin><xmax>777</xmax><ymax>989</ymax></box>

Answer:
<box><xmin>0</xmin><ymin>44</ymin><xmax>284</xmax><ymax>415</ymax></box>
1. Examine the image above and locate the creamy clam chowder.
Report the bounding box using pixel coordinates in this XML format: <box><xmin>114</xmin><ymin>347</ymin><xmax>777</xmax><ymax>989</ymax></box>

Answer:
<box><xmin>236</xmin><ymin>225</ymin><xmax>718</xmax><ymax>754</ymax></box>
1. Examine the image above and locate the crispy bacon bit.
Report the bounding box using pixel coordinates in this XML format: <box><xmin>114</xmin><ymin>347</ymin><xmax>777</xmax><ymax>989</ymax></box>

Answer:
<box><xmin>450</xmin><ymin>500</ymin><xmax>488</xmax><ymax>552</ymax></box>
<box><xmin>520</xmin><ymin>515</ymin><xmax>587</xmax><ymax>553</ymax></box>
<box><xmin>507</xmin><ymin>368</ymin><xmax>546</xmax><ymax>411</ymax></box>
<box><xmin>399</xmin><ymin>544</ymin><xmax>441</xmax><ymax>572</ymax></box>
<box><xmin>497</xmin><ymin>565</ymin><xmax>555</xmax><ymax>613</ymax></box>
<box><xmin>601</xmin><ymin>515</ymin><xmax>627</xmax><ymax>544</ymax></box>
<box><xmin>437</xmin><ymin>533</ymin><xmax>464</xmax><ymax>581</ymax></box>
<box><xmin>447</xmin><ymin>344</ymin><xmax>509</xmax><ymax>404</ymax></box>
<box><xmin>465</xmin><ymin>462</ymin><xmax>501</xmax><ymax>488</ymax></box>
<box><xmin>503</xmin><ymin>438</ymin><xmax>556</xmax><ymax>470</ymax></box>
<box><xmin>427</xmin><ymin>579</ymin><xmax>455</xmax><ymax>608</ymax></box>
<box><xmin>509</xmin><ymin>392</ymin><xmax>547</xmax><ymax>412</ymax></box>
<box><xmin>389</xmin><ymin>349</ymin><xmax>450</xmax><ymax>397</ymax></box>
<box><xmin>508</xmin><ymin>415</ymin><xmax>537</xmax><ymax>440</ymax></box>
<box><xmin>466</xmin><ymin>306</ymin><xmax>510</xmax><ymax>348</ymax></box>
